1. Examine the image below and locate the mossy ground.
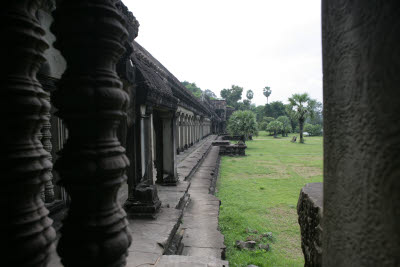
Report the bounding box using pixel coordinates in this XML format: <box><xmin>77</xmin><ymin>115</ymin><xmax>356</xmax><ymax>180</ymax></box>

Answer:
<box><xmin>217</xmin><ymin>131</ymin><xmax>323</xmax><ymax>267</ymax></box>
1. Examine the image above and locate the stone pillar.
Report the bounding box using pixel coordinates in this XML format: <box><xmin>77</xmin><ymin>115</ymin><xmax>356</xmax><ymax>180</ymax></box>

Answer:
<box><xmin>124</xmin><ymin>105</ymin><xmax>161</xmax><ymax>217</ymax></box>
<box><xmin>187</xmin><ymin>116</ymin><xmax>191</xmax><ymax>147</ymax></box>
<box><xmin>41</xmin><ymin>83</ymin><xmax>56</xmax><ymax>203</ymax></box>
<box><xmin>1</xmin><ymin>2</ymin><xmax>56</xmax><ymax>265</ymax></box>
<box><xmin>159</xmin><ymin>112</ymin><xmax>178</xmax><ymax>185</ymax></box>
<box><xmin>153</xmin><ymin>112</ymin><xmax>164</xmax><ymax>184</ymax></box>
<box><xmin>52</xmin><ymin>1</ymin><xmax>132</xmax><ymax>265</ymax></box>
<box><xmin>190</xmin><ymin>115</ymin><xmax>194</xmax><ymax>146</ymax></box>
<box><xmin>179</xmin><ymin>114</ymin><xmax>184</xmax><ymax>152</ymax></box>
<box><xmin>175</xmin><ymin>112</ymin><xmax>180</xmax><ymax>154</ymax></box>
<box><xmin>322</xmin><ymin>1</ymin><xmax>400</xmax><ymax>266</ymax></box>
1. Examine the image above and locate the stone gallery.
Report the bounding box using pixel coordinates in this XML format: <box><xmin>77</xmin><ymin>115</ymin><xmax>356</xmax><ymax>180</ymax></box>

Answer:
<box><xmin>1</xmin><ymin>1</ymin><xmax>399</xmax><ymax>267</ymax></box>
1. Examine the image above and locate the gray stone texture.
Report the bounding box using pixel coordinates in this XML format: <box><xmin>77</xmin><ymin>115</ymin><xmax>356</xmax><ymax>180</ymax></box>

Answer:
<box><xmin>322</xmin><ymin>1</ymin><xmax>400</xmax><ymax>266</ymax></box>
<box><xmin>297</xmin><ymin>183</ymin><xmax>323</xmax><ymax>267</ymax></box>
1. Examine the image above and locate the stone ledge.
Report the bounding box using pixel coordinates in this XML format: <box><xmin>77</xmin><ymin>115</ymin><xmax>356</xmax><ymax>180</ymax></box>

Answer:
<box><xmin>297</xmin><ymin>182</ymin><xmax>323</xmax><ymax>267</ymax></box>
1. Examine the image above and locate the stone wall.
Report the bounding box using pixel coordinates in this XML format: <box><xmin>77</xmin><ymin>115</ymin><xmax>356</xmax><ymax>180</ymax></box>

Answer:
<box><xmin>297</xmin><ymin>183</ymin><xmax>323</xmax><ymax>267</ymax></box>
<box><xmin>322</xmin><ymin>1</ymin><xmax>400</xmax><ymax>265</ymax></box>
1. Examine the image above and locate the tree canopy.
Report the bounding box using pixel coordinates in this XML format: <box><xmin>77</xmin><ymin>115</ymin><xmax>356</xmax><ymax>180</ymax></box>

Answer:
<box><xmin>265</xmin><ymin>101</ymin><xmax>286</xmax><ymax>119</ymax></box>
<box><xmin>263</xmin><ymin>86</ymin><xmax>272</xmax><ymax>104</ymax></box>
<box><xmin>221</xmin><ymin>85</ymin><xmax>243</xmax><ymax>108</ymax></box>
<box><xmin>182</xmin><ymin>81</ymin><xmax>203</xmax><ymax>98</ymax></box>
<box><xmin>204</xmin><ymin>89</ymin><xmax>217</xmax><ymax>99</ymax></box>
<box><xmin>267</xmin><ymin>120</ymin><xmax>283</xmax><ymax>138</ymax></box>
<box><xmin>288</xmin><ymin>93</ymin><xmax>317</xmax><ymax>143</ymax></box>
<box><xmin>276</xmin><ymin>116</ymin><xmax>292</xmax><ymax>137</ymax></box>
<box><xmin>227</xmin><ymin>110</ymin><xmax>258</xmax><ymax>140</ymax></box>
<box><xmin>246</xmin><ymin>90</ymin><xmax>254</xmax><ymax>100</ymax></box>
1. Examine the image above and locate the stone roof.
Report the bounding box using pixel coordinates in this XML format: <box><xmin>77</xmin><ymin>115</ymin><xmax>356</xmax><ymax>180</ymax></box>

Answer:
<box><xmin>132</xmin><ymin>41</ymin><xmax>219</xmax><ymax>120</ymax></box>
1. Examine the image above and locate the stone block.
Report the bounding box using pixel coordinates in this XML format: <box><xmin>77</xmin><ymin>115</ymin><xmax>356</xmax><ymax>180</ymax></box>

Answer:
<box><xmin>297</xmin><ymin>182</ymin><xmax>323</xmax><ymax>267</ymax></box>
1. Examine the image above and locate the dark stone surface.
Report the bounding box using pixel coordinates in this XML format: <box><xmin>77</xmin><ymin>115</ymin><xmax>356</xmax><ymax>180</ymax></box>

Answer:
<box><xmin>219</xmin><ymin>144</ymin><xmax>247</xmax><ymax>156</ymax></box>
<box><xmin>322</xmin><ymin>1</ymin><xmax>400</xmax><ymax>266</ymax></box>
<box><xmin>297</xmin><ymin>183</ymin><xmax>323</xmax><ymax>267</ymax></box>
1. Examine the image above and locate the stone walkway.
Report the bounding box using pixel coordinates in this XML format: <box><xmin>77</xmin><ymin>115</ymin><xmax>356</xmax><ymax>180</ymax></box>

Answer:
<box><xmin>179</xmin><ymin>145</ymin><xmax>227</xmax><ymax>261</ymax></box>
<box><xmin>49</xmin><ymin>134</ymin><xmax>227</xmax><ymax>267</ymax></box>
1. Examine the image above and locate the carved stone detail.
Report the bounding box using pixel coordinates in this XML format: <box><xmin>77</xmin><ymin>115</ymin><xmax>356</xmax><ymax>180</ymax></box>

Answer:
<box><xmin>51</xmin><ymin>1</ymin><xmax>131</xmax><ymax>266</ymax></box>
<box><xmin>0</xmin><ymin>1</ymin><xmax>56</xmax><ymax>265</ymax></box>
<box><xmin>41</xmin><ymin>89</ymin><xmax>55</xmax><ymax>203</ymax></box>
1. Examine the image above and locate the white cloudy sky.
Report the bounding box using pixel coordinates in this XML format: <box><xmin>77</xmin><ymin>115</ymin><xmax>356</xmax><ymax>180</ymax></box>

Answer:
<box><xmin>124</xmin><ymin>0</ymin><xmax>322</xmax><ymax>106</ymax></box>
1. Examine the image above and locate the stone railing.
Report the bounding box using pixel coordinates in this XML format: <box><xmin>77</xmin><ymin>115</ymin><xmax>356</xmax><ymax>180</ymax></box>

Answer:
<box><xmin>297</xmin><ymin>182</ymin><xmax>323</xmax><ymax>267</ymax></box>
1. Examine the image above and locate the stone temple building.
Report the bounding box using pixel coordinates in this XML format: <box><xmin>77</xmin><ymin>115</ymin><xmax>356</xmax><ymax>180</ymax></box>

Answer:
<box><xmin>1</xmin><ymin>0</ymin><xmax>399</xmax><ymax>266</ymax></box>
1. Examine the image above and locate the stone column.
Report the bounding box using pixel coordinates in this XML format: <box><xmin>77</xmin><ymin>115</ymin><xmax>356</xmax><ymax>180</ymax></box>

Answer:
<box><xmin>159</xmin><ymin>112</ymin><xmax>178</xmax><ymax>185</ymax></box>
<box><xmin>52</xmin><ymin>1</ymin><xmax>131</xmax><ymax>265</ymax></box>
<box><xmin>322</xmin><ymin>1</ymin><xmax>400</xmax><ymax>266</ymax></box>
<box><xmin>183</xmin><ymin>114</ymin><xmax>187</xmax><ymax>150</ymax></box>
<box><xmin>175</xmin><ymin>112</ymin><xmax>180</xmax><ymax>154</ymax></box>
<box><xmin>153</xmin><ymin>112</ymin><xmax>164</xmax><ymax>184</ymax></box>
<box><xmin>41</xmin><ymin>83</ymin><xmax>55</xmax><ymax>203</ymax></box>
<box><xmin>179</xmin><ymin>114</ymin><xmax>184</xmax><ymax>152</ymax></box>
<box><xmin>187</xmin><ymin>116</ymin><xmax>191</xmax><ymax>147</ymax></box>
<box><xmin>190</xmin><ymin>115</ymin><xmax>194</xmax><ymax>146</ymax></box>
<box><xmin>186</xmin><ymin>115</ymin><xmax>190</xmax><ymax>148</ymax></box>
<box><xmin>1</xmin><ymin>2</ymin><xmax>56</xmax><ymax>265</ymax></box>
<box><xmin>124</xmin><ymin>105</ymin><xmax>161</xmax><ymax>217</ymax></box>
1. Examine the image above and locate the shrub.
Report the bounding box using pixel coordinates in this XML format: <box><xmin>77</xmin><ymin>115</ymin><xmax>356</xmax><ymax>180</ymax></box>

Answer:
<box><xmin>227</xmin><ymin>110</ymin><xmax>258</xmax><ymax>140</ymax></box>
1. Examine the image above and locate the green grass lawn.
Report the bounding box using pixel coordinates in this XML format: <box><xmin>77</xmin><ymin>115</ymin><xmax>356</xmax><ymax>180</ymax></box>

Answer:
<box><xmin>217</xmin><ymin>131</ymin><xmax>323</xmax><ymax>267</ymax></box>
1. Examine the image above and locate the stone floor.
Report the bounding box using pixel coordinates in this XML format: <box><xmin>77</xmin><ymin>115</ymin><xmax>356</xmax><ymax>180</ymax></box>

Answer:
<box><xmin>49</xmin><ymin>135</ymin><xmax>228</xmax><ymax>267</ymax></box>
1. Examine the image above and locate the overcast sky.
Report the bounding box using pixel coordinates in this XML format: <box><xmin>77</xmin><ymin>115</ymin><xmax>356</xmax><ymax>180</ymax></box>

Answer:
<box><xmin>124</xmin><ymin>0</ymin><xmax>322</xmax><ymax>106</ymax></box>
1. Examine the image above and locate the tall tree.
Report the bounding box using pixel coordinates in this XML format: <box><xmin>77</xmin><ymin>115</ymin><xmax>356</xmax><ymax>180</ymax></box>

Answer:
<box><xmin>288</xmin><ymin>93</ymin><xmax>317</xmax><ymax>143</ymax></box>
<box><xmin>246</xmin><ymin>90</ymin><xmax>254</xmax><ymax>101</ymax></box>
<box><xmin>182</xmin><ymin>81</ymin><xmax>203</xmax><ymax>98</ymax></box>
<box><xmin>265</xmin><ymin>101</ymin><xmax>286</xmax><ymax>118</ymax></box>
<box><xmin>285</xmin><ymin>104</ymin><xmax>298</xmax><ymax>133</ymax></box>
<box><xmin>263</xmin><ymin>86</ymin><xmax>272</xmax><ymax>104</ymax></box>
<box><xmin>220</xmin><ymin>85</ymin><xmax>243</xmax><ymax>108</ymax></box>
<box><xmin>277</xmin><ymin>116</ymin><xmax>292</xmax><ymax>137</ymax></box>
<box><xmin>204</xmin><ymin>89</ymin><xmax>217</xmax><ymax>99</ymax></box>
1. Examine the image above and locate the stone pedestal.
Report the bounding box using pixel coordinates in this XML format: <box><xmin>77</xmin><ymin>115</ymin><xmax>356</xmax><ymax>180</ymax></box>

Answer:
<box><xmin>124</xmin><ymin>105</ymin><xmax>161</xmax><ymax>217</ymax></box>
<box><xmin>297</xmin><ymin>183</ymin><xmax>323</xmax><ymax>267</ymax></box>
<box><xmin>124</xmin><ymin>183</ymin><xmax>161</xmax><ymax>218</ymax></box>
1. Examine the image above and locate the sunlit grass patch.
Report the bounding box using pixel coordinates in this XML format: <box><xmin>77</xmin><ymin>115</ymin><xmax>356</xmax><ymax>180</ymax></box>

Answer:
<box><xmin>217</xmin><ymin>132</ymin><xmax>323</xmax><ymax>267</ymax></box>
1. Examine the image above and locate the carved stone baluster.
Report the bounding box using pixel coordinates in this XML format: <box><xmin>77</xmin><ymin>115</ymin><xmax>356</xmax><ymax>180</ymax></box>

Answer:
<box><xmin>42</xmin><ymin>88</ymin><xmax>55</xmax><ymax>203</ymax></box>
<box><xmin>0</xmin><ymin>1</ymin><xmax>56</xmax><ymax>265</ymax></box>
<box><xmin>51</xmin><ymin>1</ymin><xmax>131</xmax><ymax>266</ymax></box>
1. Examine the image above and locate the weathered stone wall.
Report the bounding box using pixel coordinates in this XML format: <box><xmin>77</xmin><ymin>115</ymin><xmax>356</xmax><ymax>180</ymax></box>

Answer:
<box><xmin>322</xmin><ymin>1</ymin><xmax>400</xmax><ymax>266</ymax></box>
<box><xmin>219</xmin><ymin>144</ymin><xmax>246</xmax><ymax>156</ymax></box>
<box><xmin>297</xmin><ymin>183</ymin><xmax>323</xmax><ymax>267</ymax></box>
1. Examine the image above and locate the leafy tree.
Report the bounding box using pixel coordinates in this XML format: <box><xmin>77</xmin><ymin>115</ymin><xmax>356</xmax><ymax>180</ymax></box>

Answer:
<box><xmin>263</xmin><ymin>86</ymin><xmax>272</xmax><ymax>104</ymax></box>
<box><xmin>204</xmin><ymin>89</ymin><xmax>217</xmax><ymax>99</ymax></box>
<box><xmin>288</xmin><ymin>93</ymin><xmax>317</xmax><ymax>143</ymax></box>
<box><xmin>259</xmin><ymin>121</ymin><xmax>268</xmax><ymax>131</ymax></box>
<box><xmin>246</xmin><ymin>90</ymin><xmax>254</xmax><ymax>101</ymax></box>
<box><xmin>182</xmin><ymin>81</ymin><xmax>203</xmax><ymax>98</ymax></box>
<box><xmin>227</xmin><ymin>110</ymin><xmax>258</xmax><ymax>140</ymax></box>
<box><xmin>306</xmin><ymin>101</ymin><xmax>323</xmax><ymax>126</ymax></box>
<box><xmin>285</xmin><ymin>104</ymin><xmax>298</xmax><ymax>133</ymax></box>
<box><xmin>304</xmin><ymin>123</ymin><xmax>322</xmax><ymax>136</ymax></box>
<box><xmin>267</xmin><ymin>120</ymin><xmax>283</xmax><ymax>138</ymax></box>
<box><xmin>242</xmin><ymin>99</ymin><xmax>251</xmax><ymax>110</ymax></box>
<box><xmin>262</xmin><ymin>116</ymin><xmax>275</xmax><ymax>124</ymax></box>
<box><xmin>220</xmin><ymin>85</ymin><xmax>243</xmax><ymax>108</ymax></box>
<box><xmin>254</xmin><ymin>105</ymin><xmax>266</xmax><ymax>122</ymax></box>
<box><xmin>265</xmin><ymin>101</ymin><xmax>286</xmax><ymax>119</ymax></box>
<box><xmin>276</xmin><ymin>116</ymin><xmax>291</xmax><ymax>137</ymax></box>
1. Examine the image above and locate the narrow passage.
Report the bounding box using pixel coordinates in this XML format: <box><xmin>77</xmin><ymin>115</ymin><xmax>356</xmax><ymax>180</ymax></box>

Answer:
<box><xmin>180</xmin><ymin>146</ymin><xmax>228</xmax><ymax>265</ymax></box>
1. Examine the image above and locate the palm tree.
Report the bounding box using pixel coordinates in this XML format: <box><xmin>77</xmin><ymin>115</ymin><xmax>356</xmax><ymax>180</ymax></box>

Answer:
<box><xmin>288</xmin><ymin>93</ymin><xmax>316</xmax><ymax>143</ymax></box>
<box><xmin>263</xmin><ymin>86</ymin><xmax>271</xmax><ymax>104</ymax></box>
